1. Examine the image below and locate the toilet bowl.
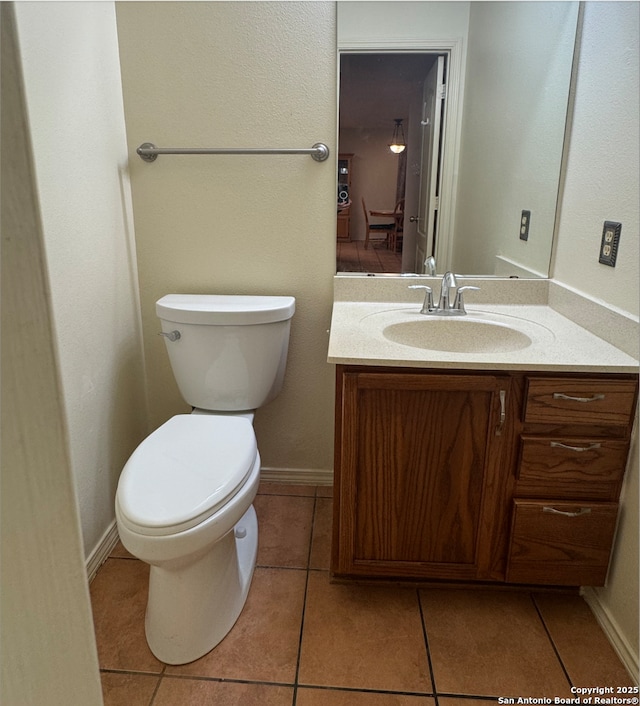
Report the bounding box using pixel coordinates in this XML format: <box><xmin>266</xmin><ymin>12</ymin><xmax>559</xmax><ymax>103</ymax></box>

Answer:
<box><xmin>115</xmin><ymin>294</ymin><xmax>295</xmax><ymax>665</ymax></box>
<box><xmin>116</xmin><ymin>414</ymin><xmax>260</xmax><ymax>665</ymax></box>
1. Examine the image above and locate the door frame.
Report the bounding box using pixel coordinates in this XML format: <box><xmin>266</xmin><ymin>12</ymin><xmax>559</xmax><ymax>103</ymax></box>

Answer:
<box><xmin>337</xmin><ymin>38</ymin><xmax>464</xmax><ymax>273</ymax></box>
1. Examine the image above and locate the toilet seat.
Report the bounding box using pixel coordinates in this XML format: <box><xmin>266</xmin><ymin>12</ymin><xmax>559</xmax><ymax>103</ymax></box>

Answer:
<box><xmin>117</xmin><ymin>414</ymin><xmax>257</xmax><ymax>537</ymax></box>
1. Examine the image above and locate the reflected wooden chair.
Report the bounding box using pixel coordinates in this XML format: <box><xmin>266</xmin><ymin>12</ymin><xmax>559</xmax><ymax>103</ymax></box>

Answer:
<box><xmin>389</xmin><ymin>198</ymin><xmax>405</xmax><ymax>252</ymax></box>
<box><xmin>362</xmin><ymin>197</ymin><xmax>396</xmax><ymax>250</ymax></box>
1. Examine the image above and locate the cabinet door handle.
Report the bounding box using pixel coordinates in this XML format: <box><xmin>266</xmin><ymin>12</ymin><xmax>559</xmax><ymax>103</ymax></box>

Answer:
<box><xmin>496</xmin><ymin>389</ymin><xmax>506</xmax><ymax>436</ymax></box>
<box><xmin>550</xmin><ymin>441</ymin><xmax>602</xmax><ymax>452</ymax></box>
<box><xmin>543</xmin><ymin>506</ymin><xmax>592</xmax><ymax>518</ymax></box>
<box><xmin>552</xmin><ymin>392</ymin><xmax>605</xmax><ymax>403</ymax></box>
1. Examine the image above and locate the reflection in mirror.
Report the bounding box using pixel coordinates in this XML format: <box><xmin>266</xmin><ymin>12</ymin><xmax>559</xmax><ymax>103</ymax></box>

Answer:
<box><xmin>336</xmin><ymin>2</ymin><xmax>579</xmax><ymax>278</ymax></box>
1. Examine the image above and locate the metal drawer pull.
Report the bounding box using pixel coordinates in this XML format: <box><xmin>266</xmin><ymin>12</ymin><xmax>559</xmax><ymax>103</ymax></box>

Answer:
<box><xmin>496</xmin><ymin>389</ymin><xmax>506</xmax><ymax>436</ymax></box>
<box><xmin>553</xmin><ymin>392</ymin><xmax>605</xmax><ymax>403</ymax></box>
<box><xmin>550</xmin><ymin>441</ymin><xmax>602</xmax><ymax>452</ymax></box>
<box><xmin>543</xmin><ymin>506</ymin><xmax>592</xmax><ymax>518</ymax></box>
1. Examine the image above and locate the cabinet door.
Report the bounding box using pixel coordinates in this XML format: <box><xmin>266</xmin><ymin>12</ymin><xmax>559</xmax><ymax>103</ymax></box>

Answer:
<box><xmin>333</xmin><ymin>370</ymin><xmax>514</xmax><ymax>581</ymax></box>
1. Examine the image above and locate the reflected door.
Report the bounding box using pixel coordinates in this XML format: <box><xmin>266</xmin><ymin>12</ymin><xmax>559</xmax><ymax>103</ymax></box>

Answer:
<box><xmin>415</xmin><ymin>55</ymin><xmax>445</xmax><ymax>273</ymax></box>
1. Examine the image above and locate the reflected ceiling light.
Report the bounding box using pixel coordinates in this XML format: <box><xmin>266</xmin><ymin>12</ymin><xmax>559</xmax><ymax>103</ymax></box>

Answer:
<box><xmin>389</xmin><ymin>118</ymin><xmax>406</xmax><ymax>154</ymax></box>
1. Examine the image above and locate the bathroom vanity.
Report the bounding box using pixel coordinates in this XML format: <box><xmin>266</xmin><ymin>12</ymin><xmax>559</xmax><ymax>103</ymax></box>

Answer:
<box><xmin>328</xmin><ymin>278</ymin><xmax>639</xmax><ymax>588</ymax></box>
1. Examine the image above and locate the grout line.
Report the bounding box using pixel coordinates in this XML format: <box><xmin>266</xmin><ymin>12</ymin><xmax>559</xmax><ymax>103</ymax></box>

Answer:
<box><xmin>150</xmin><ymin>673</ymin><xmax>295</xmax><ymax>688</ymax></box>
<box><xmin>437</xmin><ymin>692</ymin><xmax>506</xmax><ymax>701</ymax></box>
<box><xmin>147</xmin><ymin>673</ymin><xmax>164</xmax><ymax>706</ymax></box>
<box><xmin>99</xmin><ymin>668</ymin><xmax>164</xmax><ymax>677</ymax></box>
<box><xmin>417</xmin><ymin>588</ymin><xmax>440</xmax><ymax>702</ymax></box>
<box><xmin>295</xmin><ymin>683</ymin><xmax>436</xmax><ymax>697</ymax></box>
<box><xmin>291</xmin><ymin>492</ymin><xmax>318</xmax><ymax>705</ymax></box>
<box><xmin>530</xmin><ymin>593</ymin><xmax>574</xmax><ymax>688</ymax></box>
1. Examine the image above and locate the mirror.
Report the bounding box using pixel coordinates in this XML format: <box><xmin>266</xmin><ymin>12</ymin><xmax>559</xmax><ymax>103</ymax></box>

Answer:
<box><xmin>337</xmin><ymin>2</ymin><xmax>579</xmax><ymax>277</ymax></box>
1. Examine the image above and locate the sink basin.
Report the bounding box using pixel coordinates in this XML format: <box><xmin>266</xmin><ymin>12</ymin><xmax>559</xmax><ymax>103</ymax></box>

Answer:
<box><xmin>383</xmin><ymin>317</ymin><xmax>534</xmax><ymax>353</ymax></box>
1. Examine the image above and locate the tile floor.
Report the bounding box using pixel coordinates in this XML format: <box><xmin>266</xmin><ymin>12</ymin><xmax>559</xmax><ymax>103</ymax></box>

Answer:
<box><xmin>91</xmin><ymin>483</ymin><xmax>633</xmax><ymax>706</ymax></box>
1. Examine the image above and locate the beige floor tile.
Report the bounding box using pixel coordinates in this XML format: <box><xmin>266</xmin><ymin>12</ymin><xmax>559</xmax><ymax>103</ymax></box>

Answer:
<box><xmin>297</xmin><ymin>687</ymin><xmax>435</xmax><ymax>705</ymax></box>
<box><xmin>153</xmin><ymin>677</ymin><xmax>294</xmax><ymax>705</ymax></box>
<box><xmin>534</xmin><ymin>593</ymin><xmax>632</xmax><ymax>686</ymax></box>
<box><xmin>420</xmin><ymin>589</ymin><xmax>572</xmax><ymax>697</ymax></box>
<box><xmin>254</xmin><ymin>493</ymin><xmax>314</xmax><ymax>568</ymax></box>
<box><xmin>309</xmin><ymin>497</ymin><xmax>332</xmax><ymax>570</ymax></box>
<box><xmin>258</xmin><ymin>481</ymin><xmax>316</xmax><ymax>496</ymax></box>
<box><xmin>100</xmin><ymin>671</ymin><xmax>159</xmax><ymax>706</ymax></box>
<box><xmin>298</xmin><ymin>571</ymin><xmax>432</xmax><ymax>693</ymax></box>
<box><xmin>109</xmin><ymin>539</ymin><xmax>135</xmax><ymax>559</ymax></box>
<box><xmin>90</xmin><ymin>559</ymin><xmax>164</xmax><ymax>673</ymax></box>
<box><xmin>165</xmin><ymin>567</ymin><xmax>306</xmax><ymax>683</ymax></box>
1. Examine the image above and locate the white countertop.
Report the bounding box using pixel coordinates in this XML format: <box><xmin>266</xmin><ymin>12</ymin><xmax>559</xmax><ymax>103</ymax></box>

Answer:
<box><xmin>327</xmin><ymin>300</ymin><xmax>639</xmax><ymax>373</ymax></box>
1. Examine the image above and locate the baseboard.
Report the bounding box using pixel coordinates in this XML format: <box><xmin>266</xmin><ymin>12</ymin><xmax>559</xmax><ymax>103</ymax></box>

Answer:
<box><xmin>582</xmin><ymin>586</ymin><xmax>639</xmax><ymax>683</ymax></box>
<box><xmin>86</xmin><ymin>519</ymin><xmax>119</xmax><ymax>582</ymax></box>
<box><xmin>260</xmin><ymin>467</ymin><xmax>334</xmax><ymax>486</ymax></box>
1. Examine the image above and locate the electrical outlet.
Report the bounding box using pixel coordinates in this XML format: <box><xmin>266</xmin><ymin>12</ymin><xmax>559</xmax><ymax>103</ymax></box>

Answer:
<box><xmin>599</xmin><ymin>221</ymin><xmax>621</xmax><ymax>267</ymax></box>
<box><xmin>519</xmin><ymin>210</ymin><xmax>531</xmax><ymax>241</ymax></box>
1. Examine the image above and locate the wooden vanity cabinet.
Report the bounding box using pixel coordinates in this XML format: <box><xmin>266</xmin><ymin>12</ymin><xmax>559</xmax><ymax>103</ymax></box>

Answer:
<box><xmin>332</xmin><ymin>366</ymin><xmax>638</xmax><ymax>588</ymax></box>
<box><xmin>332</xmin><ymin>366</ymin><xmax>518</xmax><ymax>582</ymax></box>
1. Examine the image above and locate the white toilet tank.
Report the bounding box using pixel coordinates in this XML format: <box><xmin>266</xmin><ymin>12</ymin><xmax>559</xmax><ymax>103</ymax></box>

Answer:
<box><xmin>156</xmin><ymin>294</ymin><xmax>295</xmax><ymax>412</ymax></box>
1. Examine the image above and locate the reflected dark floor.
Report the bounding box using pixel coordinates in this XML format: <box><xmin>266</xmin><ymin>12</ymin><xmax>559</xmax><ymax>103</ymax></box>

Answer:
<box><xmin>337</xmin><ymin>239</ymin><xmax>402</xmax><ymax>273</ymax></box>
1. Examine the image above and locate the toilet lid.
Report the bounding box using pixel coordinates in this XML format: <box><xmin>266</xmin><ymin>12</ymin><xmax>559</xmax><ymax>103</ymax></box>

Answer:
<box><xmin>117</xmin><ymin>415</ymin><xmax>257</xmax><ymax>536</ymax></box>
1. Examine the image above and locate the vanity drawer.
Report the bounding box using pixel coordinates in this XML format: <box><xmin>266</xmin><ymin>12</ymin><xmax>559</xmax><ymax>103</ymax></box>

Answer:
<box><xmin>524</xmin><ymin>378</ymin><xmax>637</xmax><ymax>426</ymax></box>
<box><xmin>516</xmin><ymin>436</ymin><xmax>628</xmax><ymax>500</ymax></box>
<box><xmin>506</xmin><ymin>499</ymin><xmax>618</xmax><ymax>586</ymax></box>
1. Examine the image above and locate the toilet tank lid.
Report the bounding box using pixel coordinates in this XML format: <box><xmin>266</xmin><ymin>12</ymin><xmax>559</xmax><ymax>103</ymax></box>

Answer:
<box><xmin>156</xmin><ymin>294</ymin><xmax>295</xmax><ymax>325</ymax></box>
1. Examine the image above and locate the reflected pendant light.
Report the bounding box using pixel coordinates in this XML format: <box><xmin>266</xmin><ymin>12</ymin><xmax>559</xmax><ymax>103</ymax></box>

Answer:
<box><xmin>389</xmin><ymin>118</ymin><xmax>406</xmax><ymax>154</ymax></box>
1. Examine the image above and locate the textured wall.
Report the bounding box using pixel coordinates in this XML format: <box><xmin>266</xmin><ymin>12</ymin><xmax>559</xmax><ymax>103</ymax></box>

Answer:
<box><xmin>1</xmin><ymin>5</ymin><xmax>103</xmax><ymax>701</ymax></box>
<box><xmin>14</xmin><ymin>2</ymin><xmax>149</xmax><ymax>558</ymax></box>
<box><xmin>116</xmin><ymin>2</ymin><xmax>337</xmax><ymax>475</ymax></box>
<box><xmin>552</xmin><ymin>1</ymin><xmax>640</xmax><ymax>666</ymax></box>
<box><xmin>552</xmin><ymin>2</ymin><xmax>639</xmax><ymax>316</ymax></box>
<box><xmin>454</xmin><ymin>2</ymin><xmax>578</xmax><ymax>276</ymax></box>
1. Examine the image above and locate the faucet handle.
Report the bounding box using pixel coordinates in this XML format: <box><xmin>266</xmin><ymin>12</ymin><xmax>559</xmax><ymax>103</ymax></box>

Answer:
<box><xmin>452</xmin><ymin>286</ymin><xmax>480</xmax><ymax>314</ymax></box>
<box><xmin>408</xmin><ymin>285</ymin><xmax>434</xmax><ymax>314</ymax></box>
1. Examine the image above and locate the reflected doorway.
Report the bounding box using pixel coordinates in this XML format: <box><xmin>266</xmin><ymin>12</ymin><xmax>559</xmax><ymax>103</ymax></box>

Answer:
<box><xmin>338</xmin><ymin>52</ymin><xmax>446</xmax><ymax>274</ymax></box>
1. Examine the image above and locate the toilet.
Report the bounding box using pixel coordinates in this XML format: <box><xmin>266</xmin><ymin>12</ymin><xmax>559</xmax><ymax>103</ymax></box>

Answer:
<box><xmin>115</xmin><ymin>293</ymin><xmax>295</xmax><ymax>665</ymax></box>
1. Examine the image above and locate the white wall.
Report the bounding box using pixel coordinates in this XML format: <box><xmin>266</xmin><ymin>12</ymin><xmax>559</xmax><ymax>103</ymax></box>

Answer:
<box><xmin>552</xmin><ymin>2</ymin><xmax>640</xmax><ymax>317</ymax></box>
<box><xmin>337</xmin><ymin>1</ymin><xmax>470</xmax><ymax>44</ymax></box>
<box><xmin>13</xmin><ymin>2</ymin><xmax>149</xmax><ymax>559</ymax></box>
<box><xmin>453</xmin><ymin>2</ymin><xmax>578</xmax><ymax>277</ymax></box>
<box><xmin>116</xmin><ymin>2</ymin><xmax>337</xmax><ymax>477</ymax></box>
<box><xmin>551</xmin><ymin>1</ymin><xmax>640</xmax><ymax>664</ymax></box>
<box><xmin>1</xmin><ymin>5</ymin><xmax>103</xmax><ymax>703</ymax></box>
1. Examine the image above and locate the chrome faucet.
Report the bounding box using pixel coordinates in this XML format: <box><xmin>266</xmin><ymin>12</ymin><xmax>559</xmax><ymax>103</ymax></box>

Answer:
<box><xmin>409</xmin><ymin>271</ymin><xmax>479</xmax><ymax>316</ymax></box>
<box><xmin>437</xmin><ymin>271</ymin><xmax>458</xmax><ymax>311</ymax></box>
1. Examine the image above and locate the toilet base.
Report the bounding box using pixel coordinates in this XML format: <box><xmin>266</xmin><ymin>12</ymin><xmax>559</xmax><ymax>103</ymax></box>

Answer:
<box><xmin>144</xmin><ymin>504</ymin><xmax>258</xmax><ymax>665</ymax></box>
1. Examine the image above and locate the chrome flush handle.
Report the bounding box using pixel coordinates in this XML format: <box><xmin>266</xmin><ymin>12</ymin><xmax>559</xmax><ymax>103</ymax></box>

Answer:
<box><xmin>158</xmin><ymin>330</ymin><xmax>181</xmax><ymax>342</ymax></box>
